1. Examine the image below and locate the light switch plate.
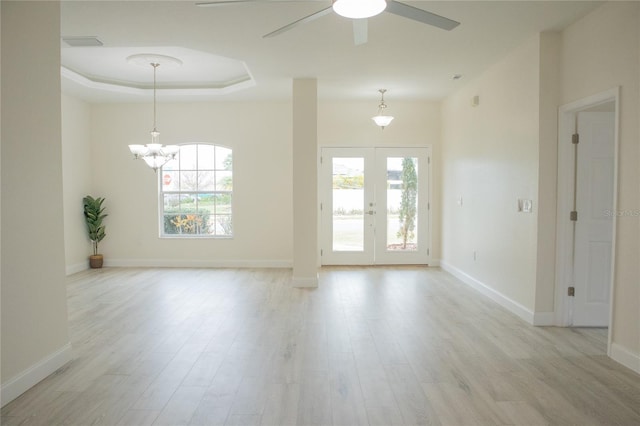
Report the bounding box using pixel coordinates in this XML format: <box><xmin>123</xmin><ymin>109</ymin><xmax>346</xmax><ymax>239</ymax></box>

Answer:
<box><xmin>518</xmin><ymin>199</ymin><xmax>533</xmax><ymax>213</ymax></box>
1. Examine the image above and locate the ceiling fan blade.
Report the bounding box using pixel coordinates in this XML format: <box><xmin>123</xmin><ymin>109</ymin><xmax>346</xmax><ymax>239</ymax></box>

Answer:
<box><xmin>385</xmin><ymin>0</ymin><xmax>460</xmax><ymax>31</ymax></box>
<box><xmin>352</xmin><ymin>19</ymin><xmax>368</xmax><ymax>45</ymax></box>
<box><xmin>263</xmin><ymin>6</ymin><xmax>333</xmax><ymax>38</ymax></box>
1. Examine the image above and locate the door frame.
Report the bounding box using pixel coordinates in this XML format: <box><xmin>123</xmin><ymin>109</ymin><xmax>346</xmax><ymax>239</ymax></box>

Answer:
<box><xmin>318</xmin><ymin>146</ymin><xmax>433</xmax><ymax>266</ymax></box>
<box><xmin>554</xmin><ymin>87</ymin><xmax>619</xmax><ymax>352</ymax></box>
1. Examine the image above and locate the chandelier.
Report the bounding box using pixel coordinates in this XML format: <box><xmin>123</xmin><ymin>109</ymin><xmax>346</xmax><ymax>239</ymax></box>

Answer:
<box><xmin>332</xmin><ymin>0</ymin><xmax>387</xmax><ymax>19</ymax></box>
<box><xmin>372</xmin><ymin>89</ymin><xmax>394</xmax><ymax>129</ymax></box>
<box><xmin>128</xmin><ymin>55</ymin><xmax>180</xmax><ymax>172</ymax></box>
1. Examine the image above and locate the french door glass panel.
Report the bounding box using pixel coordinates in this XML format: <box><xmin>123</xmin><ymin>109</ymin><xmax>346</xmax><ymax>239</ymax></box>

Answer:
<box><xmin>385</xmin><ymin>157</ymin><xmax>419</xmax><ymax>252</ymax></box>
<box><xmin>322</xmin><ymin>148</ymin><xmax>375</xmax><ymax>265</ymax></box>
<box><xmin>332</xmin><ymin>157</ymin><xmax>365</xmax><ymax>251</ymax></box>
<box><xmin>321</xmin><ymin>147</ymin><xmax>429</xmax><ymax>265</ymax></box>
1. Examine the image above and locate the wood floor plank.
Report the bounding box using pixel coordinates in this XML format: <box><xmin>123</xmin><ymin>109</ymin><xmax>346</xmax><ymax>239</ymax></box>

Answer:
<box><xmin>228</xmin><ymin>378</ymin><xmax>270</xmax><ymax>417</ymax></box>
<box><xmin>358</xmin><ymin>373</ymin><xmax>405</xmax><ymax>425</ymax></box>
<box><xmin>189</xmin><ymin>357</ymin><xmax>246</xmax><ymax>425</ymax></box>
<box><xmin>260</xmin><ymin>383</ymin><xmax>301</xmax><ymax>425</ymax></box>
<box><xmin>496</xmin><ymin>401</ymin><xmax>549</xmax><ymax>426</ymax></box>
<box><xmin>182</xmin><ymin>352</ymin><xmax>225</xmax><ymax>388</ymax></box>
<box><xmin>385</xmin><ymin>364</ymin><xmax>440</xmax><ymax>425</ymax></box>
<box><xmin>132</xmin><ymin>347</ymin><xmax>202</xmax><ymax>411</ymax></box>
<box><xmin>115</xmin><ymin>409</ymin><xmax>160</xmax><ymax>426</ymax></box>
<box><xmin>296</xmin><ymin>372</ymin><xmax>332</xmax><ymax>426</ymax></box>
<box><xmin>421</xmin><ymin>382</ymin><xmax>480</xmax><ymax>425</ymax></box>
<box><xmin>0</xmin><ymin>416</ymin><xmax>28</xmax><ymax>426</ymax></box>
<box><xmin>153</xmin><ymin>386</ymin><xmax>207</xmax><ymax>426</ymax></box>
<box><xmin>328</xmin><ymin>352</ymin><xmax>369</xmax><ymax>426</ymax></box>
<box><xmin>2</xmin><ymin>266</ymin><xmax>639</xmax><ymax>426</ymax></box>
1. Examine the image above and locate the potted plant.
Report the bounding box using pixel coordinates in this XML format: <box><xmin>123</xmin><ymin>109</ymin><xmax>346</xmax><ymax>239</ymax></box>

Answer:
<box><xmin>83</xmin><ymin>195</ymin><xmax>107</xmax><ymax>268</ymax></box>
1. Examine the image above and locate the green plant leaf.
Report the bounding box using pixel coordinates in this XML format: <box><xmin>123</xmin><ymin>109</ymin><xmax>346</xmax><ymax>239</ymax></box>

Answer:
<box><xmin>83</xmin><ymin>195</ymin><xmax>107</xmax><ymax>252</ymax></box>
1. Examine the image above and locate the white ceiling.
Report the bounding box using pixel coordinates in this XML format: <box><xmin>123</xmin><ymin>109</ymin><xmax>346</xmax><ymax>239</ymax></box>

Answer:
<box><xmin>60</xmin><ymin>0</ymin><xmax>602</xmax><ymax>103</ymax></box>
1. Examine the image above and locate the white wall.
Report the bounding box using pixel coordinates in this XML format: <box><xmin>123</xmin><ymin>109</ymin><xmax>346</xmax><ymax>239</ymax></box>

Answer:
<box><xmin>62</xmin><ymin>95</ymin><xmax>92</xmax><ymax>274</ymax></box>
<box><xmin>318</xmin><ymin>100</ymin><xmax>441</xmax><ymax>148</ymax></box>
<box><xmin>441</xmin><ymin>2</ymin><xmax>640</xmax><ymax>370</ymax></box>
<box><xmin>441</xmin><ymin>35</ymin><xmax>542</xmax><ymax>314</ymax></box>
<box><xmin>1</xmin><ymin>1</ymin><xmax>71</xmax><ymax>405</ymax></box>
<box><xmin>90</xmin><ymin>101</ymin><xmax>293</xmax><ymax>267</ymax></box>
<box><xmin>561</xmin><ymin>1</ymin><xmax>640</xmax><ymax>367</ymax></box>
<box><xmin>86</xmin><ymin>99</ymin><xmax>439</xmax><ymax>268</ymax></box>
<box><xmin>319</xmin><ymin>100</ymin><xmax>442</xmax><ymax>262</ymax></box>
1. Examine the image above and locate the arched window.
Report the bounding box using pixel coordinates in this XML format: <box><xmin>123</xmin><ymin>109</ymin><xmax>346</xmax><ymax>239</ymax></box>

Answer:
<box><xmin>160</xmin><ymin>143</ymin><xmax>232</xmax><ymax>237</ymax></box>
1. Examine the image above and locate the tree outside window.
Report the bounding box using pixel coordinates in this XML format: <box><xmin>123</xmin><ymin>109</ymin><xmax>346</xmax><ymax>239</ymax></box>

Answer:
<box><xmin>396</xmin><ymin>157</ymin><xmax>417</xmax><ymax>249</ymax></box>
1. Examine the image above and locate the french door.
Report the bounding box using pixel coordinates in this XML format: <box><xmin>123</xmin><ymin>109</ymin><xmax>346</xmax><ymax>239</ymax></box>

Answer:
<box><xmin>320</xmin><ymin>147</ymin><xmax>431</xmax><ymax>265</ymax></box>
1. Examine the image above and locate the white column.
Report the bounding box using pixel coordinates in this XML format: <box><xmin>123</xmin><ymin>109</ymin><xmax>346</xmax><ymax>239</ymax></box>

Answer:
<box><xmin>292</xmin><ymin>79</ymin><xmax>318</xmax><ymax>287</ymax></box>
<box><xmin>1</xmin><ymin>1</ymin><xmax>71</xmax><ymax>405</ymax></box>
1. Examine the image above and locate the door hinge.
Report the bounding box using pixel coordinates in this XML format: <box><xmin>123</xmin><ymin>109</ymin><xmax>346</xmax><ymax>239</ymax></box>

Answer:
<box><xmin>570</xmin><ymin>210</ymin><xmax>578</xmax><ymax>221</ymax></box>
<box><xmin>321</xmin><ymin>249</ymin><xmax>323</xmax><ymax>256</ymax></box>
<box><xmin>572</xmin><ymin>133</ymin><xmax>580</xmax><ymax>144</ymax></box>
<box><xmin>428</xmin><ymin>157</ymin><xmax>431</xmax><ymax>165</ymax></box>
<box><xmin>427</xmin><ymin>202</ymin><xmax>430</xmax><ymax>211</ymax></box>
<box><xmin>320</xmin><ymin>156</ymin><xmax>323</xmax><ymax>164</ymax></box>
<box><xmin>427</xmin><ymin>248</ymin><xmax>430</xmax><ymax>256</ymax></box>
<box><xmin>568</xmin><ymin>286</ymin><xmax>575</xmax><ymax>297</ymax></box>
<box><xmin>320</xmin><ymin>202</ymin><xmax>323</xmax><ymax>211</ymax></box>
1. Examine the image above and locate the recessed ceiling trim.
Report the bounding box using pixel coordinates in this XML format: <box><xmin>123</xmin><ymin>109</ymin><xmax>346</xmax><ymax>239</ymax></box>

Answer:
<box><xmin>61</xmin><ymin>46</ymin><xmax>255</xmax><ymax>98</ymax></box>
<box><xmin>61</xmin><ymin>67</ymin><xmax>256</xmax><ymax>96</ymax></box>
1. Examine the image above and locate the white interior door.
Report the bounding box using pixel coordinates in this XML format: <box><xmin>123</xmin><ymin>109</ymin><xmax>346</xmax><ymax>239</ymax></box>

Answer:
<box><xmin>321</xmin><ymin>147</ymin><xmax>430</xmax><ymax>265</ymax></box>
<box><xmin>573</xmin><ymin>111</ymin><xmax>614</xmax><ymax>326</ymax></box>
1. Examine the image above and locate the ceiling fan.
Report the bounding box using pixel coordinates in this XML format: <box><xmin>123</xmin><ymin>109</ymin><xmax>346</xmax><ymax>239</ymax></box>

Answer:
<box><xmin>196</xmin><ymin>0</ymin><xmax>460</xmax><ymax>45</ymax></box>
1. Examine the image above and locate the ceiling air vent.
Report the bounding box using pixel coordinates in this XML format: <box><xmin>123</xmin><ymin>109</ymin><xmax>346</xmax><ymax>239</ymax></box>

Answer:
<box><xmin>62</xmin><ymin>37</ymin><xmax>103</xmax><ymax>47</ymax></box>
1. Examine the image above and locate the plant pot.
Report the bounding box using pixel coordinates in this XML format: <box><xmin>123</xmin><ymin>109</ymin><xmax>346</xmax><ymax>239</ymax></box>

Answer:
<box><xmin>89</xmin><ymin>254</ymin><xmax>104</xmax><ymax>269</ymax></box>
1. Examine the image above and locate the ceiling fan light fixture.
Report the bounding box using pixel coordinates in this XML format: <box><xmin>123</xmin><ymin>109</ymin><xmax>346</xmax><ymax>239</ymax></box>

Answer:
<box><xmin>332</xmin><ymin>0</ymin><xmax>387</xmax><ymax>19</ymax></box>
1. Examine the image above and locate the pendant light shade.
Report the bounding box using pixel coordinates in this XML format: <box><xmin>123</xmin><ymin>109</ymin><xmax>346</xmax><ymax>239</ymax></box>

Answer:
<box><xmin>332</xmin><ymin>0</ymin><xmax>387</xmax><ymax>19</ymax></box>
<box><xmin>372</xmin><ymin>115</ymin><xmax>394</xmax><ymax>127</ymax></box>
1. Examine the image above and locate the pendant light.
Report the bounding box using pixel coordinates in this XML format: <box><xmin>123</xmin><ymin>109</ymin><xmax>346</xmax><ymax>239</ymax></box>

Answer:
<box><xmin>372</xmin><ymin>89</ymin><xmax>394</xmax><ymax>129</ymax></box>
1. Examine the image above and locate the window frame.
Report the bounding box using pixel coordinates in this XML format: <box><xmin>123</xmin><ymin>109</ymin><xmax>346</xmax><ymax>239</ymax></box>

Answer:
<box><xmin>158</xmin><ymin>143</ymin><xmax>233</xmax><ymax>239</ymax></box>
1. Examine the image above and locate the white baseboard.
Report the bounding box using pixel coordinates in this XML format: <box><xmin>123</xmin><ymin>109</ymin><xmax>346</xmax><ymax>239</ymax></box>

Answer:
<box><xmin>66</xmin><ymin>261</ymin><xmax>88</xmax><ymax>276</ymax></box>
<box><xmin>292</xmin><ymin>274</ymin><xmax>318</xmax><ymax>288</ymax></box>
<box><xmin>610</xmin><ymin>342</ymin><xmax>640</xmax><ymax>374</ymax></box>
<box><xmin>1</xmin><ymin>342</ymin><xmax>73</xmax><ymax>407</ymax></box>
<box><xmin>440</xmin><ymin>260</ymin><xmax>536</xmax><ymax>325</ymax></box>
<box><xmin>105</xmin><ymin>258</ymin><xmax>293</xmax><ymax>269</ymax></box>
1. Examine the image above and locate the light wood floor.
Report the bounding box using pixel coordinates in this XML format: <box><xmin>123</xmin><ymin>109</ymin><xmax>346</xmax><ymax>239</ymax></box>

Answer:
<box><xmin>2</xmin><ymin>267</ymin><xmax>640</xmax><ymax>425</ymax></box>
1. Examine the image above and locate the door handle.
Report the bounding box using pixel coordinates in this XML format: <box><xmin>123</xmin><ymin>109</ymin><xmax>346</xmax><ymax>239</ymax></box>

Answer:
<box><xmin>366</xmin><ymin>210</ymin><xmax>375</xmax><ymax>215</ymax></box>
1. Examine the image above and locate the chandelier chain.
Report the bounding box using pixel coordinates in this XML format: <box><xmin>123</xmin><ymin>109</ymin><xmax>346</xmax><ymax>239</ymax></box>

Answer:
<box><xmin>378</xmin><ymin>89</ymin><xmax>388</xmax><ymax>113</ymax></box>
<box><xmin>152</xmin><ymin>62</ymin><xmax>159</xmax><ymax>132</ymax></box>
